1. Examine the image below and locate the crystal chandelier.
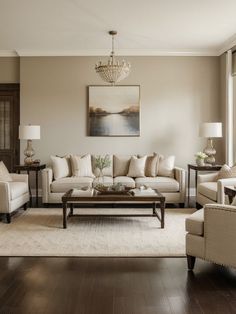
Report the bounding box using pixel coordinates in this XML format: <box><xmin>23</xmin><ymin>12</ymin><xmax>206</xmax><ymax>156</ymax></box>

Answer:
<box><xmin>95</xmin><ymin>31</ymin><xmax>131</xmax><ymax>85</ymax></box>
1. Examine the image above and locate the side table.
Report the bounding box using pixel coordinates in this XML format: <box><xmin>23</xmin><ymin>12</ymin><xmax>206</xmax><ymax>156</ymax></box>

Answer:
<box><xmin>14</xmin><ymin>164</ymin><xmax>46</xmax><ymax>207</ymax></box>
<box><xmin>187</xmin><ymin>164</ymin><xmax>222</xmax><ymax>206</ymax></box>
<box><xmin>224</xmin><ymin>186</ymin><xmax>236</xmax><ymax>204</ymax></box>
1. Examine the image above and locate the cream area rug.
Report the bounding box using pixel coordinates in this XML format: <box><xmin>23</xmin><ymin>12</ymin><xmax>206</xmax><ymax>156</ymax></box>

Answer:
<box><xmin>0</xmin><ymin>207</ymin><xmax>195</xmax><ymax>257</ymax></box>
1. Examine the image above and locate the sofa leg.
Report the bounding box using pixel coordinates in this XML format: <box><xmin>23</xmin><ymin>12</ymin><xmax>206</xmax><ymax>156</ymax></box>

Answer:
<box><xmin>6</xmin><ymin>213</ymin><xmax>11</xmax><ymax>224</ymax></box>
<box><xmin>23</xmin><ymin>203</ymin><xmax>28</xmax><ymax>211</ymax></box>
<box><xmin>179</xmin><ymin>203</ymin><xmax>185</xmax><ymax>208</ymax></box>
<box><xmin>196</xmin><ymin>202</ymin><xmax>202</xmax><ymax>210</ymax></box>
<box><xmin>187</xmin><ymin>255</ymin><xmax>196</xmax><ymax>270</ymax></box>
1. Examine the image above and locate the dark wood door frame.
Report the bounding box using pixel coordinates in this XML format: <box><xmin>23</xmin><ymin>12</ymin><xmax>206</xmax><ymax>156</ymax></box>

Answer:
<box><xmin>0</xmin><ymin>83</ymin><xmax>20</xmax><ymax>171</ymax></box>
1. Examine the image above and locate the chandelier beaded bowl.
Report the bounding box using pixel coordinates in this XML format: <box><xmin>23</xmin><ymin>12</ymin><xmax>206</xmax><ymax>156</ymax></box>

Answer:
<box><xmin>95</xmin><ymin>31</ymin><xmax>131</xmax><ymax>85</ymax></box>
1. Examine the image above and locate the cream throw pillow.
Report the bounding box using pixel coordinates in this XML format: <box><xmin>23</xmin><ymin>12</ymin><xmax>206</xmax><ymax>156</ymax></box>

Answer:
<box><xmin>127</xmin><ymin>156</ymin><xmax>147</xmax><ymax>178</ymax></box>
<box><xmin>158</xmin><ymin>155</ymin><xmax>175</xmax><ymax>177</ymax></box>
<box><xmin>145</xmin><ymin>153</ymin><xmax>158</xmax><ymax>177</ymax></box>
<box><xmin>51</xmin><ymin>155</ymin><xmax>71</xmax><ymax>180</ymax></box>
<box><xmin>0</xmin><ymin>161</ymin><xmax>12</xmax><ymax>181</ymax></box>
<box><xmin>217</xmin><ymin>164</ymin><xmax>236</xmax><ymax>180</ymax></box>
<box><xmin>71</xmin><ymin>154</ymin><xmax>95</xmax><ymax>178</ymax></box>
<box><xmin>114</xmin><ymin>155</ymin><xmax>131</xmax><ymax>177</ymax></box>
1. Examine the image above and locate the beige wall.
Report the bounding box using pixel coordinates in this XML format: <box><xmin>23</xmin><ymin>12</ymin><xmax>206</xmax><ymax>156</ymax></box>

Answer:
<box><xmin>20</xmin><ymin>56</ymin><xmax>223</xmax><ymax>175</ymax></box>
<box><xmin>0</xmin><ymin>57</ymin><xmax>20</xmax><ymax>83</ymax></box>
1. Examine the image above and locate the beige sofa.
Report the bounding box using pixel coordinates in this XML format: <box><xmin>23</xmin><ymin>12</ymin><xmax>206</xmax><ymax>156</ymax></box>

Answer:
<box><xmin>196</xmin><ymin>172</ymin><xmax>236</xmax><ymax>207</ymax></box>
<box><xmin>42</xmin><ymin>154</ymin><xmax>186</xmax><ymax>205</ymax></box>
<box><xmin>186</xmin><ymin>203</ymin><xmax>236</xmax><ymax>269</ymax></box>
<box><xmin>0</xmin><ymin>174</ymin><xmax>29</xmax><ymax>223</ymax></box>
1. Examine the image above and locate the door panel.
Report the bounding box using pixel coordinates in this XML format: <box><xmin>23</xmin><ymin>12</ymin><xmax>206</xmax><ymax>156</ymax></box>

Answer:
<box><xmin>0</xmin><ymin>84</ymin><xmax>20</xmax><ymax>172</ymax></box>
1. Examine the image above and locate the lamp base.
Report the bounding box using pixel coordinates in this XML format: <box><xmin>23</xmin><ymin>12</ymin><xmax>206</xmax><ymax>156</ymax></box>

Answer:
<box><xmin>24</xmin><ymin>140</ymin><xmax>35</xmax><ymax>165</ymax></box>
<box><xmin>204</xmin><ymin>138</ymin><xmax>216</xmax><ymax>165</ymax></box>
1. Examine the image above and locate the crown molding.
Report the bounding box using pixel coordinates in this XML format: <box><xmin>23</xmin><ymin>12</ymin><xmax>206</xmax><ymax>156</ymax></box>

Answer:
<box><xmin>0</xmin><ymin>50</ymin><xmax>19</xmax><ymax>57</ymax></box>
<box><xmin>218</xmin><ymin>33</ymin><xmax>236</xmax><ymax>55</ymax></box>
<box><xmin>15</xmin><ymin>48</ymin><xmax>218</xmax><ymax>57</ymax></box>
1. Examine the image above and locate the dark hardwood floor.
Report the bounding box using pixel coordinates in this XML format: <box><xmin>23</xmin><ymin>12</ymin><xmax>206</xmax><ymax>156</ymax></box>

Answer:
<box><xmin>0</xmin><ymin>257</ymin><xmax>235</xmax><ymax>314</ymax></box>
<box><xmin>0</xmin><ymin>198</ymin><xmax>236</xmax><ymax>313</ymax></box>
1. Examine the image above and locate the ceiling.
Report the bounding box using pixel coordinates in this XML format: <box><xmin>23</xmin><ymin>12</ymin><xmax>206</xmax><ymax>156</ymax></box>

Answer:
<box><xmin>1</xmin><ymin>0</ymin><xmax>236</xmax><ymax>56</ymax></box>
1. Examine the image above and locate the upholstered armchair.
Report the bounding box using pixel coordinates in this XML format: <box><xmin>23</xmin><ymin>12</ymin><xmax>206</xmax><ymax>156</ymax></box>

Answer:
<box><xmin>196</xmin><ymin>172</ymin><xmax>236</xmax><ymax>207</ymax></box>
<box><xmin>0</xmin><ymin>174</ymin><xmax>30</xmax><ymax>223</ymax></box>
<box><xmin>186</xmin><ymin>203</ymin><xmax>236</xmax><ymax>270</ymax></box>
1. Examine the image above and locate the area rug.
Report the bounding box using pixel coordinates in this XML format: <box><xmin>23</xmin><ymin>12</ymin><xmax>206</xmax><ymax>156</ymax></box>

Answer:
<box><xmin>0</xmin><ymin>207</ymin><xmax>195</xmax><ymax>257</ymax></box>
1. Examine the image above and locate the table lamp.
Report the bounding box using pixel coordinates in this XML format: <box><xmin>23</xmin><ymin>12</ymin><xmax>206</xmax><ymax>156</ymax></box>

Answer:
<box><xmin>19</xmin><ymin>125</ymin><xmax>40</xmax><ymax>165</ymax></box>
<box><xmin>199</xmin><ymin>122</ymin><xmax>222</xmax><ymax>165</ymax></box>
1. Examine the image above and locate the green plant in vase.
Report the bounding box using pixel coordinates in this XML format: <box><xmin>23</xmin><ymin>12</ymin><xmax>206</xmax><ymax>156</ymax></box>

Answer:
<box><xmin>94</xmin><ymin>155</ymin><xmax>111</xmax><ymax>183</ymax></box>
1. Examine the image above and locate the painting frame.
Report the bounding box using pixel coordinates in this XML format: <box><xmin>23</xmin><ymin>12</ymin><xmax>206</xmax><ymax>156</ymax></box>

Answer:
<box><xmin>87</xmin><ymin>85</ymin><xmax>141</xmax><ymax>137</ymax></box>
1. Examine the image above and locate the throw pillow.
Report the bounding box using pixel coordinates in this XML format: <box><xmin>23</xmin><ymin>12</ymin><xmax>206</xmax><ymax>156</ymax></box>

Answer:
<box><xmin>92</xmin><ymin>154</ymin><xmax>113</xmax><ymax>177</ymax></box>
<box><xmin>217</xmin><ymin>164</ymin><xmax>236</xmax><ymax>180</ymax></box>
<box><xmin>71</xmin><ymin>154</ymin><xmax>95</xmax><ymax>178</ymax></box>
<box><xmin>0</xmin><ymin>161</ymin><xmax>12</xmax><ymax>181</ymax></box>
<box><xmin>145</xmin><ymin>153</ymin><xmax>158</xmax><ymax>177</ymax></box>
<box><xmin>158</xmin><ymin>155</ymin><xmax>175</xmax><ymax>177</ymax></box>
<box><xmin>114</xmin><ymin>155</ymin><xmax>132</xmax><ymax>177</ymax></box>
<box><xmin>51</xmin><ymin>155</ymin><xmax>71</xmax><ymax>180</ymax></box>
<box><xmin>127</xmin><ymin>156</ymin><xmax>147</xmax><ymax>178</ymax></box>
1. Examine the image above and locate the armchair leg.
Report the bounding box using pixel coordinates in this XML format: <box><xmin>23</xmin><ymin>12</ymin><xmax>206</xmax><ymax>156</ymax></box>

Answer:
<box><xmin>23</xmin><ymin>203</ymin><xmax>28</xmax><ymax>211</ymax></box>
<box><xmin>187</xmin><ymin>255</ymin><xmax>196</xmax><ymax>270</ymax></box>
<box><xmin>6</xmin><ymin>213</ymin><xmax>11</xmax><ymax>224</ymax></box>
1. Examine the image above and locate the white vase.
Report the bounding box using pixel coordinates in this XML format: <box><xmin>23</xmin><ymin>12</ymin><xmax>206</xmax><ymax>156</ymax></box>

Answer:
<box><xmin>196</xmin><ymin>158</ymin><xmax>205</xmax><ymax>166</ymax></box>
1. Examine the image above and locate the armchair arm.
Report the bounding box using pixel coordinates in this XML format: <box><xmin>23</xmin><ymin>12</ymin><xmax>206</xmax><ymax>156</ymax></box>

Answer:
<box><xmin>174</xmin><ymin>167</ymin><xmax>186</xmax><ymax>202</ymax></box>
<box><xmin>42</xmin><ymin>168</ymin><xmax>53</xmax><ymax>203</ymax></box>
<box><xmin>197</xmin><ymin>172</ymin><xmax>219</xmax><ymax>184</ymax></box>
<box><xmin>10</xmin><ymin>173</ymin><xmax>28</xmax><ymax>184</ymax></box>
<box><xmin>0</xmin><ymin>182</ymin><xmax>10</xmax><ymax>213</ymax></box>
<box><xmin>204</xmin><ymin>204</ymin><xmax>236</xmax><ymax>268</ymax></box>
<box><xmin>217</xmin><ymin>178</ymin><xmax>236</xmax><ymax>204</ymax></box>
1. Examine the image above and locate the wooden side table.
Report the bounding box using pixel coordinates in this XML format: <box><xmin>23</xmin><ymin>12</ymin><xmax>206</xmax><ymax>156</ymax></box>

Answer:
<box><xmin>224</xmin><ymin>186</ymin><xmax>236</xmax><ymax>204</ymax></box>
<box><xmin>14</xmin><ymin>164</ymin><xmax>46</xmax><ymax>207</ymax></box>
<box><xmin>187</xmin><ymin>164</ymin><xmax>222</xmax><ymax>206</ymax></box>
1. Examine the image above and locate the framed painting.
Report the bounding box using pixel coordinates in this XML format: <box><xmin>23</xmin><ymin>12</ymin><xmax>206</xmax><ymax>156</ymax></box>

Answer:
<box><xmin>88</xmin><ymin>85</ymin><xmax>140</xmax><ymax>137</ymax></box>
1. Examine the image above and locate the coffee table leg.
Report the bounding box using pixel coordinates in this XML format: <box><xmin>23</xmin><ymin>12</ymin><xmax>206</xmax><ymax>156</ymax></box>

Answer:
<box><xmin>63</xmin><ymin>202</ymin><xmax>67</xmax><ymax>229</ymax></box>
<box><xmin>152</xmin><ymin>202</ymin><xmax>156</xmax><ymax>215</ymax></box>
<box><xmin>160</xmin><ymin>200</ymin><xmax>165</xmax><ymax>229</ymax></box>
<box><xmin>70</xmin><ymin>203</ymin><xmax>74</xmax><ymax>216</ymax></box>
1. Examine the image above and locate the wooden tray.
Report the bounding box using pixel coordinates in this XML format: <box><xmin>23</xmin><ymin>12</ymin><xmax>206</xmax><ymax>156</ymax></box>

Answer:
<box><xmin>95</xmin><ymin>187</ymin><xmax>132</xmax><ymax>195</ymax></box>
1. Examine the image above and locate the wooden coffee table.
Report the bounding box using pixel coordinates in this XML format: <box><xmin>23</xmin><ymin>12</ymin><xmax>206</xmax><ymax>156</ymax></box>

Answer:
<box><xmin>62</xmin><ymin>189</ymin><xmax>166</xmax><ymax>229</ymax></box>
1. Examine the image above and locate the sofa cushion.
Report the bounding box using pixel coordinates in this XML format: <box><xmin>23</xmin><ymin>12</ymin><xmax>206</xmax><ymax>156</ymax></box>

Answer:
<box><xmin>51</xmin><ymin>155</ymin><xmax>71</xmax><ymax>180</ymax></box>
<box><xmin>113</xmin><ymin>155</ymin><xmax>132</xmax><ymax>177</ymax></box>
<box><xmin>198</xmin><ymin>182</ymin><xmax>217</xmax><ymax>201</ymax></box>
<box><xmin>145</xmin><ymin>154</ymin><xmax>158</xmax><ymax>177</ymax></box>
<box><xmin>217</xmin><ymin>164</ymin><xmax>236</xmax><ymax>180</ymax></box>
<box><xmin>9</xmin><ymin>182</ymin><xmax>28</xmax><ymax>200</ymax></box>
<box><xmin>114</xmin><ymin>176</ymin><xmax>135</xmax><ymax>188</ymax></box>
<box><xmin>127</xmin><ymin>156</ymin><xmax>147</xmax><ymax>178</ymax></box>
<box><xmin>71</xmin><ymin>154</ymin><xmax>95</xmax><ymax>178</ymax></box>
<box><xmin>92</xmin><ymin>154</ymin><xmax>113</xmax><ymax>177</ymax></box>
<box><xmin>51</xmin><ymin>177</ymin><xmax>93</xmax><ymax>193</ymax></box>
<box><xmin>135</xmin><ymin>176</ymin><xmax>179</xmax><ymax>192</ymax></box>
<box><xmin>0</xmin><ymin>161</ymin><xmax>12</xmax><ymax>182</ymax></box>
<box><xmin>93</xmin><ymin>176</ymin><xmax>113</xmax><ymax>186</ymax></box>
<box><xmin>186</xmin><ymin>209</ymin><xmax>204</xmax><ymax>236</ymax></box>
<box><xmin>158</xmin><ymin>155</ymin><xmax>175</xmax><ymax>178</ymax></box>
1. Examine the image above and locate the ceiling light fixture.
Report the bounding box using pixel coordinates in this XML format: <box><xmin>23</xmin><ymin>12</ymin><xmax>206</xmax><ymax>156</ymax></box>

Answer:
<box><xmin>95</xmin><ymin>31</ymin><xmax>131</xmax><ymax>85</ymax></box>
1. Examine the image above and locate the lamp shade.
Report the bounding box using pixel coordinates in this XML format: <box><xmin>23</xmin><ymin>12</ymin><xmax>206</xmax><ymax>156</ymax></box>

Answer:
<box><xmin>19</xmin><ymin>125</ymin><xmax>40</xmax><ymax>140</ymax></box>
<box><xmin>199</xmin><ymin>122</ymin><xmax>222</xmax><ymax>138</ymax></box>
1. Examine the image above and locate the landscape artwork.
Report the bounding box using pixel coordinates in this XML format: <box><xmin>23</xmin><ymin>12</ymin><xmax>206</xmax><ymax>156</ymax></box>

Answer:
<box><xmin>88</xmin><ymin>86</ymin><xmax>140</xmax><ymax>136</ymax></box>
